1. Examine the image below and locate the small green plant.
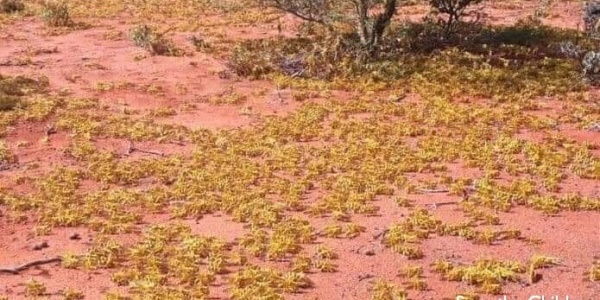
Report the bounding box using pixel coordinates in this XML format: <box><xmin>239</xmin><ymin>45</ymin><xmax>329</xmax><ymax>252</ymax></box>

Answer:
<box><xmin>343</xmin><ymin>223</ymin><xmax>366</xmax><ymax>238</ymax></box>
<box><xmin>454</xmin><ymin>293</ymin><xmax>480</xmax><ymax>300</ymax></box>
<box><xmin>399</xmin><ymin>265</ymin><xmax>427</xmax><ymax>290</ymax></box>
<box><xmin>62</xmin><ymin>288</ymin><xmax>85</xmax><ymax>300</ymax></box>
<box><xmin>582</xmin><ymin>51</ymin><xmax>600</xmax><ymax>85</ymax></box>
<box><xmin>314</xmin><ymin>259</ymin><xmax>337</xmax><ymax>272</ymax></box>
<box><xmin>400</xmin><ymin>265</ymin><xmax>424</xmax><ymax>278</ymax></box>
<box><xmin>584</xmin><ymin>1</ymin><xmax>600</xmax><ymax>38</ymax></box>
<box><xmin>527</xmin><ymin>254</ymin><xmax>560</xmax><ymax>284</ymax></box>
<box><xmin>188</xmin><ymin>34</ymin><xmax>210</xmax><ymax>51</ymax></box>
<box><xmin>41</xmin><ymin>0</ymin><xmax>72</xmax><ymax>27</ymax></box>
<box><xmin>25</xmin><ymin>278</ymin><xmax>47</xmax><ymax>297</ymax></box>
<box><xmin>129</xmin><ymin>25</ymin><xmax>183</xmax><ymax>56</ymax></box>
<box><xmin>314</xmin><ymin>245</ymin><xmax>338</xmax><ymax>260</ymax></box>
<box><xmin>0</xmin><ymin>74</ymin><xmax>49</xmax><ymax>111</ymax></box>
<box><xmin>432</xmin><ymin>258</ymin><xmax>525</xmax><ymax>294</ymax></box>
<box><xmin>61</xmin><ymin>252</ymin><xmax>81</xmax><ymax>269</ymax></box>
<box><xmin>0</xmin><ymin>141</ymin><xmax>16</xmax><ymax>164</ymax></box>
<box><xmin>370</xmin><ymin>279</ymin><xmax>408</xmax><ymax>300</ymax></box>
<box><xmin>291</xmin><ymin>255</ymin><xmax>312</xmax><ymax>273</ymax></box>
<box><xmin>533</xmin><ymin>0</ymin><xmax>553</xmax><ymax>20</ymax></box>
<box><xmin>588</xmin><ymin>260</ymin><xmax>600</xmax><ymax>282</ymax></box>
<box><xmin>0</xmin><ymin>92</ymin><xmax>19</xmax><ymax>111</ymax></box>
<box><xmin>529</xmin><ymin>254</ymin><xmax>560</xmax><ymax>269</ymax></box>
<box><xmin>321</xmin><ymin>224</ymin><xmax>343</xmax><ymax>238</ymax></box>
<box><xmin>0</xmin><ymin>0</ymin><xmax>24</xmax><ymax>13</ymax></box>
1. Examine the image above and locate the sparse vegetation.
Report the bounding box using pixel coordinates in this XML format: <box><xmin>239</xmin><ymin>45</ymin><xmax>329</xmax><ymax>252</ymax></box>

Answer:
<box><xmin>264</xmin><ymin>0</ymin><xmax>398</xmax><ymax>49</ymax></box>
<box><xmin>0</xmin><ymin>1</ymin><xmax>598</xmax><ymax>299</ymax></box>
<box><xmin>129</xmin><ymin>24</ymin><xmax>184</xmax><ymax>56</ymax></box>
<box><xmin>40</xmin><ymin>0</ymin><xmax>72</xmax><ymax>27</ymax></box>
<box><xmin>428</xmin><ymin>0</ymin><xmax>484</xmax><ymax>33</ymax></box>
<box><xmin>0</xmin><ymin>0</ymin><xmax>24</xmax><ymax>13</ymax></box>
<box><xmin>0</xmin><ymin>74</ymin><xmax>49</xmax><ymax>111</ymax></box>
<box><xmin>589</xmin><ymin>260</ymin><xmax>600</xmax><ymax>282</ymax></box>
<box><xmin>25</xmin><ymin>278</ymin><xmax>47</xmax><ymax>297</ymax></box>
<box><xmin>433</xmin><ymin>258</ymin><xmax>526</xmax><ymax>294</ymax></box>
<box><xmin>0</xmin><ymin>141</ymin><xmax>15</xmax><ymax>164</ymax></box>
<box><xmin>370</xmin><ymin>279</ymin><xmax>408</xmax><ymax>300</ymax></box>
<box><xmin>584</xmin><ymin>1</ymin><xmax>600</xmax><ymax>38</ymax></box>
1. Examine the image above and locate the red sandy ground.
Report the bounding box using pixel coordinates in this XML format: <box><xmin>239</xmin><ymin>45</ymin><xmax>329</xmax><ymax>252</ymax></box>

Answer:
<box><xmin>0</xmin><ymin>1</ymin><xmax>599</xmax><ymax>300</ymax></box>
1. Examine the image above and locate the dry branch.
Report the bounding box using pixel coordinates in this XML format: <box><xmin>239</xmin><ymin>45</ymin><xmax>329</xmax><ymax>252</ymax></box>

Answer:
<box><xmin>0</xmin><ymin>257</ymin><xmax>62</xmax><ymax>275</ymax></box>
<box><xmin>416</xmin><ymin>188</ymin><xmax>450</xmax><ymax>194</ymax></box>
<box><xmin>125</xmin><ymin>140</ymin><xmax>164</xmax><ymax>156</ymax></box>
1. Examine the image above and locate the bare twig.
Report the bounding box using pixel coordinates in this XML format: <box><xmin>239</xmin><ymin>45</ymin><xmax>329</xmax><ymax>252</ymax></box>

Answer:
<box><xmin>0</xmin><ymin>160</ymin><xmax>38</xmax><ymax>172</ymax></box>
<box><xmin>0</xmin><ymin>162</ymin><xmax>16</xmax><ymax>172</ymax></box>
<box><xmin>424</xmin><ymin>201</ymin><xmax>459</xmax><ymax>210</ymax></box>
<box><xmin>125</xmin><ymin>140</ymin><xmax>164</xmax><ymax>156</ymax></box>
<box><xmin>168</xmin><ymin>140</ymin><xmax>186</xmax><ymax>146</ymax></box>
<box><xmin>126</xmin><ymin>140</ymin><xmax>135</xmax><ymax>155</ymax></box>
<box><xmin>45</xmin><ymin>123</ymin><xmax>57</xmax><ymax>135</ymax></box>
<box><xmin>358</xmin><ymin>273</ymin><xmax>375</xmax><ymax>282</ymax></box>
<box><xmin>135</xmin><ymin>148</ymin><xmax>164</xmax><ymax>156</ymax></box>
<box><xmin>587</xmin><ymin>122</ymin><xmax>600</xmax><ymax>132</ymax></box>
<box><xmin>0</xmin><ymin>257</ymin><xmax>62</xmax><ymax>275</ymax></box>
<box><xmin>268</xmin><ymin>0</ymin><xmax>327</xmax><ymax>24</ymax></box>
<box><xmin>416</xmin><ymin>188</ymin><xmax>450</xmax><ymax>194</ymax></box>
<box><xmin>372</xmin><ymin>229</ymin><xmax>389</xmax><ymax>241</ymax></box>
<box><xmin>417</xmin><ymin>185</ymin><xmax>477</xmax><ymax>194</ymax></box>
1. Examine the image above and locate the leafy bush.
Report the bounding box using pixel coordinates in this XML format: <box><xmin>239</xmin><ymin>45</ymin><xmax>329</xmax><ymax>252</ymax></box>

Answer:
<box><xmin>129</xmin><ymin>25</ymin><xmax>183</xmax><ymax>56</ymax></box>
<box><xmin>533</xmin><ymin>0</ymin><xmax>553</xmax><ymax>20</ymax></box>
<box><xmin>584</xmin><ymin>1</ymin><xmax>600</xmax><ymax>38</ymax></box>
<box><xmin>582</xmin><ymin>51</ymin><xmax>600</xmax><ymax>85</ymax></box>
<box><xmin>0</xmin><ymin>94</ymin><xmax>18</xmax><ymax>111</ymax></box>
<box><xmin>0</xmin><ymin>74</ymin><xmax>49</xmax><ymax>111</ymax></box>
<box><xmin>428</xmin><ymin>0</ymin><xmax>484</xmax><ymax>33</ymax></box>
<box><xmin>559</xmin><ymin>41</ymin><xmax>584</xmax><ymax>59</ymax></box>
<box><xmin>227</xmin><ymin>35</ymin><xmax>389</xmax><ymax>80</ymax></box>
<box><xmin>188</xmin><ymin>35</ymin><xmax>210</xmax><ymax>52</ymax></box>
<box><xmin>40</xmin><ymin>0</ymin><xmax>72</xmax><ymax>27</ymax></box>
<box><xmin>228</xmin><ymin>21</ymin><xmax>584</xmax><ymax>98</ymax></box>
<box><xmin>0</xmin><ymin>141</ymin><xmax>16</xmax><ymax>164</ymax></box>
<box><xmin>263</xmin><ymin>0</ymin><xmax>398</xmax><ymax>49</ymax></box>
<box><xmin>0</xmin><ymin>0</ymin><xmax>24</xmax><ymax>13</ymax></box>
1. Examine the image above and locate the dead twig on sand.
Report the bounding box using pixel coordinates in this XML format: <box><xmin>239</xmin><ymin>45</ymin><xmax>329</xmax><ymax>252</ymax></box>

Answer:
<box><xmin>0</xmin><ymin>257</ymin><xmax>62</xmax><ymax>275</ymax></box>
<box><xmin>372</xmin><ymin>229</ymin><xmax>389</xmax><ymax>241</ymax></box>
<box><xmin>416</xmin><ymin>188</ymin><xmax>450</xmax><ymax>194</ymax></box>
<box><xmin>125</xmin><ymin>140</ymin><xmax>164</xmax><ymax>156</ymax></box>
<box><xmin>358</xmin><ymin>273</ymin><xmax>375</xmax><ymax>282</ymax></box>
<box><xmin>424</xmin><ymin>201</ymin><xmax>460</xmax><ymax>210</ymax></box>
<box><xmin>416</xmin><ymin>185</ymin><xmax>477</xmax><ymax>195</ymax></box>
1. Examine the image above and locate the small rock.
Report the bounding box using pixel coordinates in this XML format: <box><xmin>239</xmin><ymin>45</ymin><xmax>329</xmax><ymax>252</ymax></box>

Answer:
<box><xmin>69</xmin><ymin>233</ymin><xmax>81</xmax><ymax>240</ymax></box>
<box><xmin>588</xmin><ymin>123</ymin><xmax>600</xmax><ymax>132</ymax></box>
<box><xmin>33</xmin><ymin>241</ymin><xmax>49</xmax><ymax>251</ymax></box>
<box><xmin>364</xmin><ymin>249</ymin><xmax>375</xmax><ymax>256</ymax></box>
<box><xmin>358</xmin><ymin>273</ymin><xmax>374</xmax><ymax>282</ymax></box>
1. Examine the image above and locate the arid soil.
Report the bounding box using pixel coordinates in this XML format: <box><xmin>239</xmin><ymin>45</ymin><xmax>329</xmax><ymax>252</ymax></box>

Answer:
<box><xmin>0</xmin><ymin>1</ymin><xmax>599</xmax><ymax>300</ymax></box>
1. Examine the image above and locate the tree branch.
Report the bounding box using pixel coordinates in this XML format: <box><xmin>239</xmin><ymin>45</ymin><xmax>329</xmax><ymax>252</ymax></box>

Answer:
<box><xmin>0</xmin><ymin>257</ymin><xmax>62</xmax><ymax>275</ymax></box>
<box><xmin>269</xmin><ymin>0</ymin><xmax>327</xmax><ymax>24</ymax></box>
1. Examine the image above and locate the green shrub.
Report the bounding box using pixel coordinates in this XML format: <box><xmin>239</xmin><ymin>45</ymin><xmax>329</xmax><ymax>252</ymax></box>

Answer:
<box><xmin>130</xmin><ymin>25</ymin><xmax>183</xmax><ymax>56</ymax></box>
<box><xmin>0</xmin><ymin>0</ymin><xmax>24</xmax><ymax>13</ymax></box>
<box><xmin>428</xmin><ymin>0</ymin><xmax>484</xmax><ymax>33</ymax></box>
<box><xmin>0</xmin><ymin>74</ymin><xmax>49</xmax><ymax>111</ymax></box>
<box><xmin>584</xmin><ymin>1</ymin><xmax>600</xmax><ymax>38</ymax></box>
<box><xmin>0</xmin><ymin>94</ymin><xmax>19</xmax><ymax>111</ymax></box>
<box><xmin>41</xmin><ymin>0</ymin><xmax>72</xmax><ymax>27</ymax></box>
